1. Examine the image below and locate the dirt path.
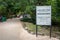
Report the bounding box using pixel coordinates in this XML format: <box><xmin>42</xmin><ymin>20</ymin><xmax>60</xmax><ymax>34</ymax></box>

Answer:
<box><xmin>0</xmin><ymin>18</ymin><xmax>59</xmax><ymax>40</ymax></box>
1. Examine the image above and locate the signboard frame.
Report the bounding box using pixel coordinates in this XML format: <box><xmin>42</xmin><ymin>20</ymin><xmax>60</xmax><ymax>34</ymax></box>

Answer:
<box><xmin>36</xmin><ymin>6</ymin><xmax>52</xmax><ymax>38</ymax></box>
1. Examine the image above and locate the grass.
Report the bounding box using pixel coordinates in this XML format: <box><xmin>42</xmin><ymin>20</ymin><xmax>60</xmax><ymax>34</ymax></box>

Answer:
<box><xmin>25</xmin><ymin>22</ymin><xmax>36</xmax><ymax>33</ymax></box>
<box><xmin>22</xmin><ymin>21</ymin><xmax>60</xmax><ymax>39</ymax></box>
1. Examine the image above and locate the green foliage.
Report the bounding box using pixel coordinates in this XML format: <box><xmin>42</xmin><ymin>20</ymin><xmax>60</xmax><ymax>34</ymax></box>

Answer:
<box><xmin>0</xmin><ymin>0</ymin><xmax>60</xmax><ymax>24</ymax></box>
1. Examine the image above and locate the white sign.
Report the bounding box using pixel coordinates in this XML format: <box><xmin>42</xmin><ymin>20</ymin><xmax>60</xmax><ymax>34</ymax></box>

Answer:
<box><xmin>36</xmin><ymin>6</ymin><xmax>51</xmax><ymax>25</ymax></box>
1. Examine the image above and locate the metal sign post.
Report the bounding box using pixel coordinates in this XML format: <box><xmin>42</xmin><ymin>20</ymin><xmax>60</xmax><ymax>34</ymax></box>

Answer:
<box><xmin>36</xmin><ymin>25</ymin><xmax>38</xmax><ymax>37</ymax></box>
<box><xmin>50</xmin><ymin>24</ymin><xmax>52</xmax><ymax>38</ymax></box>
<box><xmin>36</xmin><ymin>6</ymin><xmax>51</xmax><ymax>38</ymax></box>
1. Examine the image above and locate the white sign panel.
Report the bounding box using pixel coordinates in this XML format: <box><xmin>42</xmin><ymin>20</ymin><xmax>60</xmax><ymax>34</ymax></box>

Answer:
<box><xmin>36</xmin><ymin>6</ymin><xmax>51</xmax><ymax>25</ymax></box>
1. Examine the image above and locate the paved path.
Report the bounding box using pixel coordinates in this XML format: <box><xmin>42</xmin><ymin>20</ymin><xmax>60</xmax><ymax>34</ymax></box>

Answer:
<box><xmin>0</xmin><ymin>18</ymin><xmax>59</xmax><ymax>40</ymax></box>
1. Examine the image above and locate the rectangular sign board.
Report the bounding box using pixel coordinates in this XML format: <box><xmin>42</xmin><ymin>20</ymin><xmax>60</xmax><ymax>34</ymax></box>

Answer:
<box><xmin>36</xmin><ymin>6</ymin><xmax>51</xmax><ymax>25</ymax></box>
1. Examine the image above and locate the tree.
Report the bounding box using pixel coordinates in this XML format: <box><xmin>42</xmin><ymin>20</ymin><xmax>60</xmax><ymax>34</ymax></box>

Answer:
<box><xmin>56</xmin><ymin>0</ymin><xmax>60</xmax><ymax>23</ymax></box>
<box><xmin>0</xmin><ymin>1</ymin><xmax>7</xmax><ymax>16</ymax></box>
